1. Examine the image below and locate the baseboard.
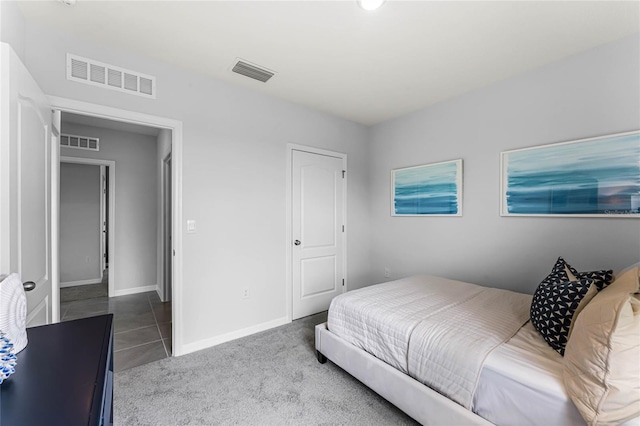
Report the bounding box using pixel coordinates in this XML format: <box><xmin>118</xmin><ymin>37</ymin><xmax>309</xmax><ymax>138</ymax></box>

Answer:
<box><xmin>181</xmin><ymin>316</ymin><xmax>290</xmax><ymax>356</ymax></box>
<box><xmin>155</xmin><ymin>284</ymin><xmax>171</xmax><ymax>303</ymax></box>
<box><xmin>60</xmin><ymin>278</ymin><xmax>102</xmax><ymax>288</ymax></box>
<box><xmin>113</xmin><ymin>284</ymin><xmax>157</xmax><ymax>297</ymax></box>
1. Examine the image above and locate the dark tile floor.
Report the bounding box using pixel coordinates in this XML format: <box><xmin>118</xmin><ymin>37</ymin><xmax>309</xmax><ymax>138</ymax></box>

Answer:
<box><xmin>60</xmin><ymin>287</ymin><xmax>172</xmax><ymax>372</ymax></box>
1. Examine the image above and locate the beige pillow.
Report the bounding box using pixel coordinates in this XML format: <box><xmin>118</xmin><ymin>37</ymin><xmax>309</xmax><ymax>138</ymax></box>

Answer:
<box><xmin>563</xmin><ymin>266</ymin><xmax>640</xmax><ymax>426</ymax></box>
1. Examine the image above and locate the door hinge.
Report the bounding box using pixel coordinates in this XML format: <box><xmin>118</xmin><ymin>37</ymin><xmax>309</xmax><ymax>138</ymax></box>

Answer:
<box><xmin>342</xmin><ymin>279</ymin><xmax>345</xmax><ymax>286</ymax></box>
<box><xmin>342</xmin><ymin>225</ymin><xmax>345</xmax><ymax>232</ymax></box>
<box><xmin>173</xmin><ymin>249</ymin><xmax>176</xmax><ymax>256</ymax></box>
<box><xmin>342</xmin><ymin>170</ymin><xmax>346</xmax><ymax>178</ymax></box>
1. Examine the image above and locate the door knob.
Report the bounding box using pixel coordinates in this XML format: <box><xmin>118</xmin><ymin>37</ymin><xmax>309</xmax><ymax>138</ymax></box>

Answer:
<box><xmin>23</xmin><ymin>281</ymin><xmax>36</xmax><ymax>292</ymax></box>
<box><xmin>294</xmin><ymin>240</ymin><xmax>301</xmax><ymax>246</ymax></box>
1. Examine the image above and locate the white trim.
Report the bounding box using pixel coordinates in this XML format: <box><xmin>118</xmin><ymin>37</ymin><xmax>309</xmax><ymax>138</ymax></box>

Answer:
<box><xmin>49</xmin><ymin>95</ymin><xmax>184</xmax><ymax>356</ymax></box>
<box><xmin>51</xmin><ymin>109</ymin><xmax>61</xmax><ymax>323</ymax></box>
<box><xmin>286</xmin><ymin>143</ymin><xmax>347</xmax><ymax>323</ymax></box>
<box><xmin>60</xmin><ymin>278</ymin><xmax>102</xmax><ymax>288</ymax></box>
<box><xmin>100</xmin><ymin>165</ymin><xmax>106</xmax><ymax>273</ymax></box>
<box><xmin>159</xmin><ymin>152</ymin><xmax>172</xmax><ymax>303</ymax></box>
<box><xmin>181</xmin><ymin>316</ymin><xmax>289</xmax><ymax>356</ymax></box>
<box><xmin>113</xmin><ymin>284</ymin><xmax>157</xmax><ymax>297</ymax></box>
<box><xmin>61</xmin><ymin>156</ymin><xmax>115</xmax><ymax>297</ymax></box>
<box><xmin>16</xmin><ymin>103</ymin><xmax>22</xmax><ymax>277</ymax></box>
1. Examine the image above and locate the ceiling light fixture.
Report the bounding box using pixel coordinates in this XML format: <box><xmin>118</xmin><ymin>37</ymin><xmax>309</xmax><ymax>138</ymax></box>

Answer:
<box><xmin>358</xmin><ymin>0</ymin><xmax>386</xmax><ymax>11</ymax></box>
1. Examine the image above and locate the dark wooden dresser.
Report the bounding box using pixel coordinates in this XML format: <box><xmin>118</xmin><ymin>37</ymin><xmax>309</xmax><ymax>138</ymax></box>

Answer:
<box><xmin>0</xmin><ymin>314</ymin><xmax>114</xmax><ymax>426</ymax></box>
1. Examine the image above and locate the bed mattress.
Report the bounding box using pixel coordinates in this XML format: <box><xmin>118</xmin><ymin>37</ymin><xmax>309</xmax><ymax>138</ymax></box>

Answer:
<box><xmin>472</xmin><ymin>321</ymin><xmax>586</xmax><ymax>425</ymax></box>
<box><xmin>327</xmin><ymin>275</ymin><xmax>484</xmax><ymax>373</ymax></box>
<box><xmin>327</xmin><ymin>275</ymin><xmax>586</xmax><ymax>425</ymax></box>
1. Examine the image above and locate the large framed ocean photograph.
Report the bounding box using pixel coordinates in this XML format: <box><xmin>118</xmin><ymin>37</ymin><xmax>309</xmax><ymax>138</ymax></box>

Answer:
<box><xmin>501</xmin><ymin>131</ymin><xmax>640</xmax><ymax>217</ymax></box>
<box><xmin>392</xmin><ymin>159</ymin><xmax>462</xmax><ymax>216</ymax></box>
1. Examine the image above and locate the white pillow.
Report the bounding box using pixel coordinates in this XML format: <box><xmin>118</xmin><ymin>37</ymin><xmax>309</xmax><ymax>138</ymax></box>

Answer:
<box><xmin>563</xmin><ymin>266</ymin><xmax>640</xmax><ymax>425</ymax></box>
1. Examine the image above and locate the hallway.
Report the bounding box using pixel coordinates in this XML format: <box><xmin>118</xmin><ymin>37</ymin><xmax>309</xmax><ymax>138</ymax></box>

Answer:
<box><xmin>61</xmin><ymin>281</ymin><xmax>172</xmax><ymax>372</ymax></box>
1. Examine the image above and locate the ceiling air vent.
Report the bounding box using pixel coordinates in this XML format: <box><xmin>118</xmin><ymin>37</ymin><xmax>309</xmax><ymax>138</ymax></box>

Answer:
<box><xmin>231</xmin><ymin>59</ymin><xmax>275</xmax><ymax>83</ymax></box>
<box><xmin>66</xmin><ymin>53</ymin><xmax>156</xmax><ymax>99</ymax></box>
<box><xmin>60</xmin><ymin>133</ymin><xmax>100</xmax><ymax>151</ymax></box>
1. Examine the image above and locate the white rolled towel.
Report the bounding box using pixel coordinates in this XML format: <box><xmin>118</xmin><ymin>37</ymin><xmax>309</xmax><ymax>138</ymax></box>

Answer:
<box><xmin>0</xmin><ymin>273</ymin><xmax>28</xmax><ymax>353</ymax></box>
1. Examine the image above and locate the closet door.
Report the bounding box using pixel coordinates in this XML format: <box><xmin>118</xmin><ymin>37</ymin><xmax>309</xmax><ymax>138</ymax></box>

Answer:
<box><xmin>291</xmin><ymin>149</ymin><xmax>345</xmax><ymax>320</ymax></box>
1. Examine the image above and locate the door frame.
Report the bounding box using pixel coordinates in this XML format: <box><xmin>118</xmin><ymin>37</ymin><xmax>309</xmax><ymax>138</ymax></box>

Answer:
<box><xmin>285</xmin><ymin>143</ymin><xmax>347</xmax><ymax>322</ymax></box>
<box><xmin>162</xmin><ymin>153</ymin><xmax>172</xmax><ymax>302</ymax></box>
<box><xmin>60</xmin><ymin>157</ymin><xmax>115</xmax><ymax>296</ymax></box>
<box><xmin>100</xmin><ymin>165</ymin><xmax>107</xmax><ymax>273</ymax></box>
<box><xmin>49</xmin><ymin>96</ymin><xmax>185</xmax><ymax>356</ymax></box>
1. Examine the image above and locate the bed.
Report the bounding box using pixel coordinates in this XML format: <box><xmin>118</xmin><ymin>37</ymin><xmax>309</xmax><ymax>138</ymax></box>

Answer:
<box><xmin>315</xmin><ymin>269</ymin><xmax>640</xmax><ymax>426</ymax></box>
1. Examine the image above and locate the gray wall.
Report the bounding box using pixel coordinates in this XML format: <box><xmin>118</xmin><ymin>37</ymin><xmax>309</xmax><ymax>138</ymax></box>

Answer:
<box><xmin>59</xmin><ymin>162</ymin><xmax>102</xmax><ymax>285</ymax></box>
<box><xmin>368</xmin><ymin>34</ymin><xmax>640</xmax><ymax>294</ymax></box>
<box><xmin>0</xmin><ymin>1</ymin><xmax>26</xmax><ymax>62</ymax></box>
<box><xmin>24</xmin><ymin>21</ymin><xmax>371</xmax><ymax>347</ymax></box>
<box><xmin>61</xmin><ymin>123</ymin><xmax>159</xmax><ymax>295</ymax></box>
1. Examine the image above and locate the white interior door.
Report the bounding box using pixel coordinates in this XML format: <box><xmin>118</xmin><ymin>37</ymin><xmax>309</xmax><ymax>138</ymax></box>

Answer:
<box><xmin>0</xmin><ymin>43</ymin><xmax>54</xmax><ymax>327</ymax></box>
<box><xmin>292</xmin><ymin>149</ymin><xmax>345</xmax><ymax>320</ymax></box>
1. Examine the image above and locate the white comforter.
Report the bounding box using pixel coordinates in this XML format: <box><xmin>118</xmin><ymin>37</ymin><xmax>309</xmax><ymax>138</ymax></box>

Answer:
<box><xmin>327</xmin><ymin>275</ymin><xmax>531</xmax><ymax>408</ymax></box>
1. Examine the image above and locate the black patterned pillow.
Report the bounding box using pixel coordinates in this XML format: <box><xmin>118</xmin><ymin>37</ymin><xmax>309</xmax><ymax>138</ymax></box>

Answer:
<box><xmin>547</xmin><ymin>257</ymin><xmax>614</xmax><ymax>290</ymax></box>
<box><xmin>540</xmin><ymin>257</ymin><xmax>572</xmax><ymax>285</ymax></box>
<box><xmin>530</xmin><ymin>278</ymin><xmax>598</xmax><ymax>355</ymax></box>
<box><xmin>551</xmin><ymin>257</ymin><xmax>572</xmax><ymax>275</ymax></box>
<box><xmin>564</xmin><ymin>264</ymin><xmax>614</xmax><ymax>291</ymax></box>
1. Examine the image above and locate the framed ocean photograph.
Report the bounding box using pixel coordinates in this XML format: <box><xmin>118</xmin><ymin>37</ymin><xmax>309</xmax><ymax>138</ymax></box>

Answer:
<box><xmin>500</xmin><ymin>131</ymin><xmax>640</xmax><ymax>217</ymax></box>
<box><xmin>391</xmin><ymin>159</ymin><xmax>462</xmax><ymax>216</ymax></box>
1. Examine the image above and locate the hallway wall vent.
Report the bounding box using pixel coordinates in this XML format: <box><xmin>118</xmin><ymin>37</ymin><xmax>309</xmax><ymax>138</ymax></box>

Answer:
<box><xmin>231</xmin><ymin>59</ymin><xmax>275</xmax><ymax>83</ymax></box>
<box><xmin>60</xmin><ymin>133</ymin><xmax>100</xmax><ymax>151</ymax></box>
<box><xmin>67</xmin><ymin>54</ymin><xmax>156</xmax><ymax>99</ymax></box>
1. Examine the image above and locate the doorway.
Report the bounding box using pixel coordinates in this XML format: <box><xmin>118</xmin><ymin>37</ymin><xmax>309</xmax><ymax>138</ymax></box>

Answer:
<box><xmin>57</xmin><ymin>116</ymin><xmax>174</xmax><ymax>371</ymax></box>
<box><xmin>58</xmin><ymin>160</ymin><xmax>112</xmax><ymax>304</ymax></box>
<box><xmin>49</xmin><ymin>96</ymin><xmax>183</xmax><ymax>356</ymax></box>
<box><xmin>288</xmin><ymin>146</ymin><xmax>347</xmax><ymax>320</ymax></box>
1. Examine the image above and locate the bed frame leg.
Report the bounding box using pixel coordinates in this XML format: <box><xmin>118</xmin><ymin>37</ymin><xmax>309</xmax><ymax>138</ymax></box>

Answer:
<box><xmin>316</xmin><ymin>350</ymin><xmax>327</xmax><ymax>364</ymax></box>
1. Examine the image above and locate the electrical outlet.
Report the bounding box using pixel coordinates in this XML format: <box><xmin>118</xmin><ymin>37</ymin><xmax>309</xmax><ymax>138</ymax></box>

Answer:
<box><xmin>242</xmin><ymin>288</ymin><xmax>250</xmax><ymax>299</ymax></box>
<box><xmin>85</xmin><ymin>256</ymin><xmax>91</xmax><ymax>264</ymax></box>
<box><xmin>384</xmin><ymin>267</ymin><xmax>391</xmax><ymax>278</ymax></box>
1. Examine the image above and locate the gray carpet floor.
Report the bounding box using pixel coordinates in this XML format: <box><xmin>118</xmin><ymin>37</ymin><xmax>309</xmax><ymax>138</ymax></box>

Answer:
<box><xmin>114</xmin><ymin>312</ymin><xmax>419</xmax><ymax>425</ymax></box>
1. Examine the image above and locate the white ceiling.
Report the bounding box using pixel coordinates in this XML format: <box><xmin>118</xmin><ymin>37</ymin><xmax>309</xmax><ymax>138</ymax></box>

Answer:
<box><xmin>18</xmin><ymin>1</ymin><xmax>640</xmax><ymax>125</ymax></box>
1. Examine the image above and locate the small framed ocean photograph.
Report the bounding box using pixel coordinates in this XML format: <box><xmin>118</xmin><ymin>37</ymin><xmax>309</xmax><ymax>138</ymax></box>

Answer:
<box><xmin>500</xmin><ymin>130</ymin><xmax>640</xmax><ymax>217</ymax></box>
<box><xmin>391</xmin><ymin>159</ymin><xmax>463</xmax><ymax>216</ymax></box>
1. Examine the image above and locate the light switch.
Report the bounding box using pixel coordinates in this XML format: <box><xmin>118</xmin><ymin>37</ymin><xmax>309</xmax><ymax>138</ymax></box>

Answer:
<box><xmin>187</xmin><ymin>220</ymin><xmax>196</xmax><ymax>233</ymax></box>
